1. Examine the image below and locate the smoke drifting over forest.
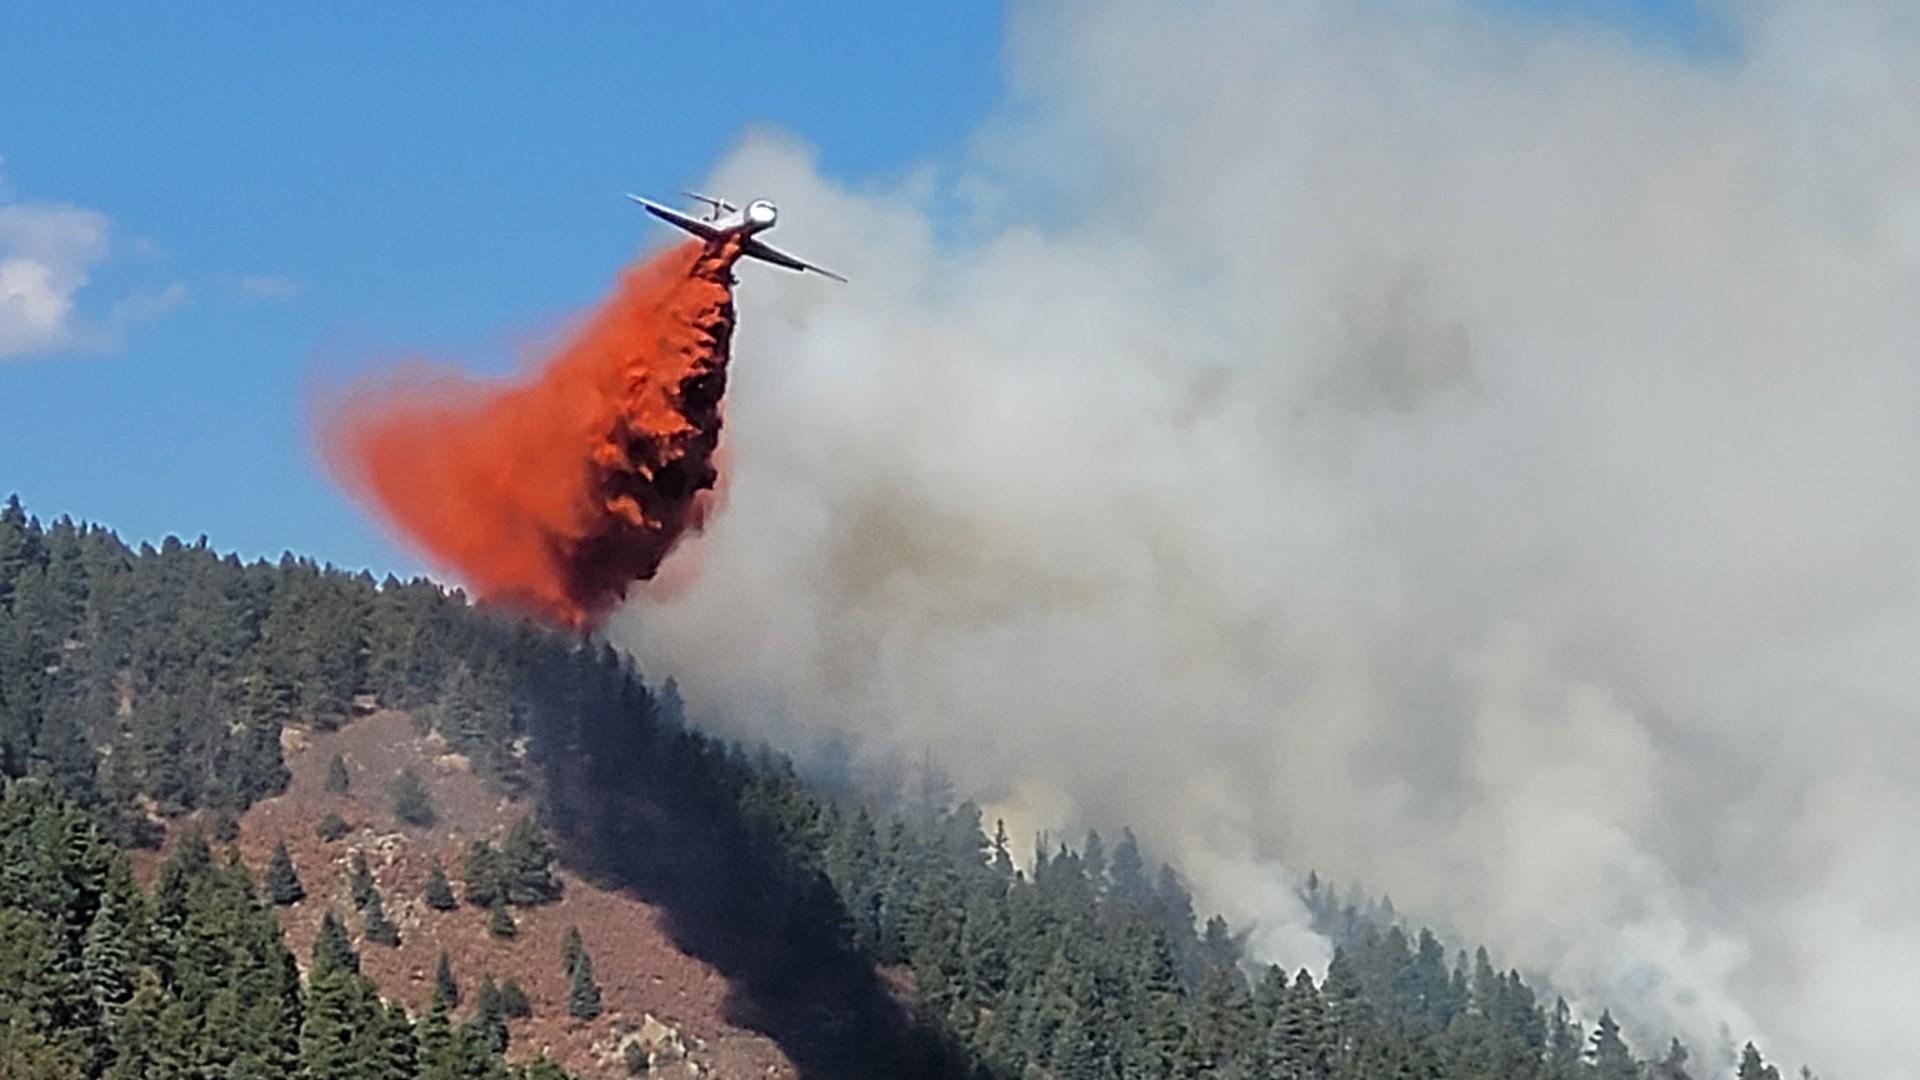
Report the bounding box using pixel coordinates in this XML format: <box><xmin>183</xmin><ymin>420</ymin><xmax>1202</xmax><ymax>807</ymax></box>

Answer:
<box><xmin>617</xmin><ymin>3</ymin><xmax>1920</xmax><ymax>1076</ymax></box>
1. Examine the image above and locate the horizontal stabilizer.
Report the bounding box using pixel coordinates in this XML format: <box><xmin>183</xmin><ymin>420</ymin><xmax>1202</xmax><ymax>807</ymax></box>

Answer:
<box><xmin>627</xmin><ymin>194</ymin><xmax>723</xmax><ymax>242</ymax></box>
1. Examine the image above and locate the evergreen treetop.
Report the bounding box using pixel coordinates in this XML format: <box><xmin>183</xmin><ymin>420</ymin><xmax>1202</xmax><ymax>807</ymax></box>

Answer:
<box><xmin>391</xmin><ymin>768</ymin><xmax>435</xmax><ymax>828</ymax></box>
<box><xmin>566</xmin><ymin>949</ymin><xmax>601</xmax><ymax>1021</ymax></box>
<box><xmin>362</xmin><ymin>887</ymin><xmax>400</xmax><ymax>947</ymax></box>
<box><xmin>431</xmin><ymin>949</ymin><xmax>460</xmax><ymax>1011</ymax></box>
<box><xmin>324</xmin><ymin>753</ymin><xmax>351</xmax><ymax>794</ymax></box>
<box><xmin>266</xmin><ymin>838</ymin><xmax>305</xmax><ymax>905</ymax></box>
<box><xmin>500</xmin><ymin>977</ymin><xmax>532</xmax><ymax>1020</ymax></box>
<box><xmin>423</xmin><ymin>856</ymin><xmax>458</xmax><ymax>912</ymax></box>
<box><xmin>348</xmin><ymin>848</ymin><xmax>376</xmax><ymax>908</ymax></box>
<box><xmin>488</xmin><ymin>896</ymin><xmax>517</xmax><ymax>940</ymax></box>
<box><xmin>312</xmin><ymin>908</ymin><xmax>359</xmax><ymax>975</ymax></box>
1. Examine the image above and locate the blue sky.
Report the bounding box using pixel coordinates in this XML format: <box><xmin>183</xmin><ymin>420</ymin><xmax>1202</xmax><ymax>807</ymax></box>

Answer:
<box><xmin>1</xmin><ymin>0</ymin><xmax>1703</xmax><ymax>576</ymax></box>
<box><xmin>0</xmin><ymin>4</ymin><xmax>1005</xmax><ymax>573</ymax></box>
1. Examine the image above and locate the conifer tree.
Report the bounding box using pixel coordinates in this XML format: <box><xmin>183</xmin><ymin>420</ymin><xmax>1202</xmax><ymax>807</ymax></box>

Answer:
<box><xmin>349</xmin><ymin>848</ymin><xmax>377</xmax><ymax>908</ymax></box>
<box><xmin>502</xmin><ymin>815</ymin><xmax>561</xmax><ymax>904</ymax></box>
<box><xmin>1588</xmin><ymin>1010</ymin><xmax>1639</xmax><ymax>1080</ymax></box>
<box><xmin>463</xmin><ymin>838</ymin><xmax>505</xmax><ymax>907</ymax></box>
<box><xmin>990</xmin><ymin>818</ymin><xmax>1015</xmax><ymax>878</ymax></box>
<box><xmin>30</xmin><ymin>704</ymin><xmax>98</xmax><ymax>803</ymax></box>
<box><xmin>561</xmin><ymin>925</ymin><xmax>586</xmax><ymax>976</ymax></box>
<box><xmin>470</xmin><ymin>974</ymin><xmax>508</xmax><ymax>1053</ymax></box>
<box><xmin>324</xmin><ymin>752</ymin><xmax>351</xmax><ymax>794</ymax></box>
<box><xmin>413</xmin><ymin>1001</ymin><xmax>459</xmax><ymax>1077</ymax></box>
<box><xmin>1545</xmin><ymin>995</ymin><xmax>1583</xmax><ymax>1075</ymax></box>
<box><xmin>266</xmin><ymin>838</ymin><xmax>305</xmax><ymax>905</ymax></box>
<box><xmin>312</xmin><ymin>909</ymin><xmax>358</xmax><ymax>975</ymax></box>
<box><xmin>81</xmin><ymin>879</ymin><xmax>137</xmax><ymax>1027</ymax></box>
<box><xmin>432</xmin><ymin>949</ymin><xmax>460</xmax><ymax>1011</ymax></box>
<box><xmin>363</xmin><ymin>887</ymin><xmax>400</xmax><ymax>946</ymax></box>
<box><xmin>500</xmin><ymin>977</ymin><xmax>532</xmax><ymax>1019</ymax></box>
<box><xmin>1739</xmin><ymin>1043</ymin><xmax>1784</xmax><ymax>1080</ymax></box>
<box><xmin>423</xmin><ymin>856</ymin><xmax>458</xmax><ymax>911</ymax></box>
<box><xmin>1649</xmin><ymin>1038</ymin><xmax>1697</xmax><ymax>1080</ymax></box>
<box><xmin>488</xmin><ymin>895</ymin><xmax>517</xmax><ymax>939</ymax></box>
<box><xmin>391</xmin><ymin>767</ymin><xmax>435</xmax><ymax>827</ymax></box>
<box><xmin>1109</xmin><ymin>827</ymin><xmax>1152</xmax><ymax>910</ymax></box>
<box><xmin>567</xmin><ymin>947</ymin><xmax>602</xmax><ymax>1020</ymax></box>
<box><xmin>300</xmin><ymin>959</ymin><xmax>398</xmax><ymax>1079</ymax></box>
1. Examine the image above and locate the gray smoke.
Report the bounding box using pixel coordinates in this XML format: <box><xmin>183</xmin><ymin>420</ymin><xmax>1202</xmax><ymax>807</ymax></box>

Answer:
<box><xmin>612</xmin><ymin>3</ymin><xmax>1920</xmax><ymax>1075</ymax></box>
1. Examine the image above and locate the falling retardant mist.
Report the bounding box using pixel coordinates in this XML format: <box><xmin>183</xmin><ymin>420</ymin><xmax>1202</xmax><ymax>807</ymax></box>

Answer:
<box><xmin>318</xmin><ymin>237</ymin><xmax>745</xmax><ymax>630</ymax></box>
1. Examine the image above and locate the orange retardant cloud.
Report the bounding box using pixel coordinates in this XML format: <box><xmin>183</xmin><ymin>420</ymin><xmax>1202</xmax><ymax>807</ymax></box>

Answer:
<box><xmin>318</xmin><ymin>239</ymin><xmax>744</xmax><ymax>630</ymax></box>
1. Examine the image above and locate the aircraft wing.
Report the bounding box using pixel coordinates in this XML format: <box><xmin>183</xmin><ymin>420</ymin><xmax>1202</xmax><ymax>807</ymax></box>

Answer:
<box><xmin>627</xmin><ymin>194</ymin><xmax>723</xmax><ymax>241</ymax></box>
<box><xmin>742</xmin><ymin>236</ymin><xmax>848</xmax><ymax>283</ymax></box>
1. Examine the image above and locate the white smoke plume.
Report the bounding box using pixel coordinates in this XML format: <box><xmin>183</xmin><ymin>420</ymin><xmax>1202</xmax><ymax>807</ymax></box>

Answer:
<box><xmin>613</xmin><ymin>3</ymin><xmax>1920</xmax><ymax>1075</ymax></box>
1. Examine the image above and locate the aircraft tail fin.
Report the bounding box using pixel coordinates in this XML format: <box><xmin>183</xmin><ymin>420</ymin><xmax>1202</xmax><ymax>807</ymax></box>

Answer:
<box><xmin>682</xmin><ymin>190</ymin><xmax>738</xmax><ymax>216</ymax></box>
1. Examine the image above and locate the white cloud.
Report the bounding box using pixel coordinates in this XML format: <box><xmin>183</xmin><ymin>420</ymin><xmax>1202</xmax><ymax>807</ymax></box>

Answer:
<box><xmin>108</xmin><ymin>282</ymin><xmax>190</xmax><ymax>327</ymax></box>
<box><xmin>0</xmin><ymin>165</ymin><xmax>187</xmax><ymax>359</ymax></box>
<box><xmin>614</xmin><ymin>4</ymin><xmax>1920</xmax><ymax>1077</ymax></box>
<box><xmin>0</xmin><ymin>198</ymin><xmax>110</xmax><ymax>358</ymax></box>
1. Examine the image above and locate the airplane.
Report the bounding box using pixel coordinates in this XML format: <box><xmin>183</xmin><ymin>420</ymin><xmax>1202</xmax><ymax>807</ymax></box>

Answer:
<box><xmin>627</xmin><ymin>190</ymin><xmax>848</xmax><ymax>283</ymax></box>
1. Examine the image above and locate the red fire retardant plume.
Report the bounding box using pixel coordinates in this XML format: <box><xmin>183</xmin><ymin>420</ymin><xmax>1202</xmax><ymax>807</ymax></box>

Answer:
<box><xmin>319</xmin><ymin>239</ymin><xmax>744</xmax><ymax>631</ymax></box>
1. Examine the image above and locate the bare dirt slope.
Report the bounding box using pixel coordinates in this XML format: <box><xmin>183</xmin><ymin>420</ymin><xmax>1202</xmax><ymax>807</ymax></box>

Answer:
<box><xmin>222</xmin><ymin>710</ymin><xmax>795</xmax><ymax>1079</ymax></box>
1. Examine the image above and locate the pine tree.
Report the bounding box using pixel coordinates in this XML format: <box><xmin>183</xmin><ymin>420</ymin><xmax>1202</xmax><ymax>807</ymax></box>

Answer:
<box><xmin>105</xmin><ymin>968</ymin><xmax>174</xmax><ymax>1080</ymax></box>
<box><xmin>501</xmin><ymin>815</ymin><xmax>561</xmax><ymax>904</ymax></box>
<box><xmin>300</xmin><ymin>960</ymin><xmax>397</xmax><ymax>1079</ymax></box>
<box><xmin>561</xmin><ymin>925</ymin><xmax>587</xmax><ymax>976</ymax></box>
<box><xmin>567</xmin><ymin>947</ymin><xmax>602</xmax><ymax>1020</ymax></box>
<box><xmin>463</xmin><ymin>838</ymin><xmax>505</xmax><ymax>907</ymax></box>
<box><xmin>655</xmin><ymin>676</ymin><xmax>686</xmax><ymax>729</ymax></box>
<box><xmin>324</xmin><ymin>753</ymin><xmax>351</xmax><ymax>794</ymax></box>
<box><xmin>1739</xmin><ymin>1043</ymin><xmax>1784</xmax><ymax>1080</ymax></box>
<box><xmin>1587</xmin><ymin>1010</ymin><xmax>1640</xmax><ymax>1080</ymax></box>
<box><xmin>1082</xmin><ymin>829</ymin><xmax>1107</xmax><ymax>893</ymax></box>
<box><xmin>413</xmin><ymin>1001</ymin><xmax>458</xmax><ymax>1078</ymax></box>
<box><xmin>312</xmin><ymin>909</ymin><xmax>359</xmax><ymax>975</ymax></box>
<box><xmin>1649</xmin><ymin>1038</ymin><xmax>1696</xmax><ymax>1080</ymax></box>
<box><xmin>349</xmin><ymin>848</ymin><xmax>377</xmax><ymax>908</ymax></box>
<box><xmin>266</xmin><ymin>839</ymin><xmax>305</xmax><ymax>905</ymax></box>
<box><xmin>500</xmin><ymin>977</ymin><xmax>532</xmax><ymax>1019</ymax></box>
<box><xmin>363</xmin><ymin>887</ymin><xmax>400</xmax><ymax>946</ymax></box>
<box><xmin>391</xmin><ymin>768</ymin><xmax>435</xmax><ymax>827</ymax></box>
<box><xmin>80</xmin><ymin>877</ymin><xmax>137</xmax><ymax>1028</ymax></box>
<box><xmin>29</xmin><ymin>703</ymin><xmax>98</xmax><ymax>803</ymax></box>
<box><xmin>1109</xmin><ymin>827</ymin><xmax>1152</xmax><ymax>911</ymax></box>
<box><xmin>431</xmin><ymin>950</ymin><xmax>460</xmax><ymax>1011</ymax></box>
<box><xmin>469</xmin><ymin>974</ymin><xmax>508</xmax><ymax>1053</ymax></box>
<box><xmin>989</xmin><ymin>818</ymin><xmax>1016</xmax><ymax>878</ymax></box>
<box><xmin>423</xmin><ymin>857</ymin><xmax>458</xmax><ymax>911</ymax></box>
<box><xmin>488</xmin><ymin>895</ymin><xmax>517</xmax><ymax>939</ymax></box>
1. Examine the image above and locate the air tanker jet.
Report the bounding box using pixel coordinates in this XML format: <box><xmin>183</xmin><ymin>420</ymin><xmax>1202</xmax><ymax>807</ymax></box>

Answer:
<box><xmin>628</xmin><ymin>191</ymin><xmax>848</xmax><ymax>283</ymax></box>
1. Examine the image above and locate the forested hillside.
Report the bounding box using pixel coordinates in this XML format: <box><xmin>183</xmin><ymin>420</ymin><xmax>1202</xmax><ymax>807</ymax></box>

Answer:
<box><xmin>0</xmin><ymin>496</ymin><xmax>1805</xmax><ymax>1080</ymax></box>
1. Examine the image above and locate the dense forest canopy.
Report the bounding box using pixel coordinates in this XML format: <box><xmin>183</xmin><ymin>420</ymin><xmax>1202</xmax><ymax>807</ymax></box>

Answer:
<box><xmin>0</xmin><ymin>496</ymin><xmax>1806</xmax><ymax>1079</ymax></box>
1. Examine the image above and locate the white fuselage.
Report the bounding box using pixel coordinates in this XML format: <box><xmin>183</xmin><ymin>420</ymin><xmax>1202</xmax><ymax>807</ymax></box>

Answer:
<box><xmin>707</xmin><ymin>199</ymin><xmax>780</xmax><ymax>236</ymax></box>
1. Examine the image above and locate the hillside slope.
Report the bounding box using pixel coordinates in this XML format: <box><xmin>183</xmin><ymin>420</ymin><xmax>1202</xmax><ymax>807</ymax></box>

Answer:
<box><xmin>0</xmin><ymin>497</ymin><xmax>1810</xmax><ymax>1080</ymax></box>
<box><xmin>226</xmin><ymin>709</ymin><xmax>793</xmax><ymax>1079</ymax></box>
